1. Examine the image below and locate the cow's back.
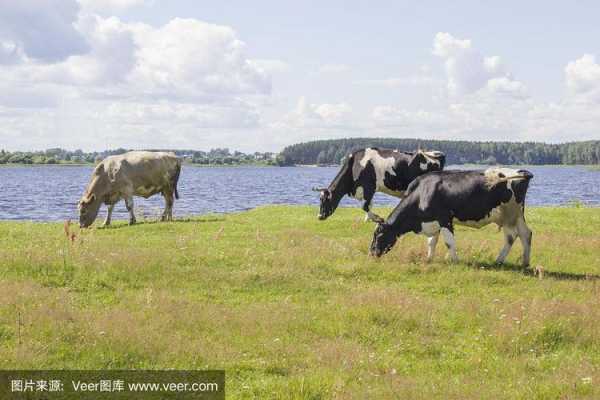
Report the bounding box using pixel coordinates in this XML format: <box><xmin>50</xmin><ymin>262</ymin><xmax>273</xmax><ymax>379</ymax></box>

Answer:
<box><xmin>405</xmin><ymin>170</ymin><xmax>527</xmax><ymax>226</ymax></box>
<box><xmin>103</xmin><ymin>151</ymin><xmax>180</xmax><ymax>193</ymax></box>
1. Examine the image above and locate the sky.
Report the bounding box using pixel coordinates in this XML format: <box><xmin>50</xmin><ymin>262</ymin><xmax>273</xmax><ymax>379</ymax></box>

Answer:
<box><xmin>1</xmin><ymin>0</ymin><xmax>600</xmax><ymax>152</ymax></box>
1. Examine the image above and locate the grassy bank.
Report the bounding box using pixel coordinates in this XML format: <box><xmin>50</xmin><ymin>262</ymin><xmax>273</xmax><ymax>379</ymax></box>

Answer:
<box><xmin>1</xmin><ymin>206</ymin><xmax>599</xmax><ymax>399</ymax></box>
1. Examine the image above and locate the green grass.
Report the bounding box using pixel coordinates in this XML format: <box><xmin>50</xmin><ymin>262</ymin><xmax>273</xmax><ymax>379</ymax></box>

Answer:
<box><xmin>1</xmin><ymin>206</ymin><xmax>600</xmax><ymax>399</ymax></box>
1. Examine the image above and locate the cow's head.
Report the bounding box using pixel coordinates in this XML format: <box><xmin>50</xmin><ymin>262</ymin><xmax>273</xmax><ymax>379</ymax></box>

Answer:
<box><xmin>78</xmin><ymin>193</ymin><xmax>101</xmax><ymax>228</ymax></box>
<box><xmin>369</xmin><ymin>222</ymin><xmax>398</xmax><ymax>257</ymax></box>
<box><xmin>409</xmin><ymin>150</ymin><xmax>445</xmax><ymax>173</ymax></box>
<box><xmin>317</xmin><ymin>188</ymin><xmax>334</xmax><ymax>220</ymax></box>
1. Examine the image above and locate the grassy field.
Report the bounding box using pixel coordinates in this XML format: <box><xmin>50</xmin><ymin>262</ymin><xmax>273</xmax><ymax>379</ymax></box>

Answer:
<box><xmin>1</xmin><ymin>205</ymin><xmax>600</xmax><ymax>399</ymax></box>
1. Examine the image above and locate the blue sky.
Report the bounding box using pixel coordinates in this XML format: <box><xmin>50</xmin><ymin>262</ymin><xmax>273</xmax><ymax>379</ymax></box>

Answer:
<box><xmin>1</xmin><ymin>0</ymin><xmax>599</xmax><ymax>151</ymax></box>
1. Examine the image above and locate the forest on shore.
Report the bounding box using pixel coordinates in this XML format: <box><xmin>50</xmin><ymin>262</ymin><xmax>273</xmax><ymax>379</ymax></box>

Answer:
<box><xmin>0</xmin><ymin>148</ymin><xmax>279</xmax><ymax>166</ymax></box>
<box><xmin>3</xmin><ymin>138</ymin><xmax>600</xmax><ymax>167</ymax></box>
<box><xmin>279</xmin><ymin>138</ymin><xmax>600</xmax><ymax>166</ymax></box>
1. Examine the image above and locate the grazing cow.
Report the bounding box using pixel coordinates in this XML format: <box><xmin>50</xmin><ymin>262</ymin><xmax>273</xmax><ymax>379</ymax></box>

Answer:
<box><xmin>369</xmin><ymin>168</ymin><xmax>533</xmax><ymax>267</ymax></box>
<box><xmin>316</xmin><ymin>148</ymin><xmax>445</xmax><ymax>221</ymax></box>
<box><xmin>78</xmin><ymin>151</ymin><xmax>181</xmax><ymax>228</ymax></box>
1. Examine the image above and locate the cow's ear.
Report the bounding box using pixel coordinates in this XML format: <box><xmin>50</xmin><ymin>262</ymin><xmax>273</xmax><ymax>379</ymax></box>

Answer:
<box><xmin>82</xmin><ymin>193</ymin><xmax>96</xmax><ymax>205</ymax></box>
<box><xmin>372</xmin><ymin>215</ymin><xmax>385</xmax><ymax>224</ymax></box>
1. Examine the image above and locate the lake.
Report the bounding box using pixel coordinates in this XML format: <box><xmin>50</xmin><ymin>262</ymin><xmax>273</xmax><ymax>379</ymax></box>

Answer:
<box><xmin>0</xmin><ymin>165</ymin><xmax>598</xmax><ymax>222</ymax></box>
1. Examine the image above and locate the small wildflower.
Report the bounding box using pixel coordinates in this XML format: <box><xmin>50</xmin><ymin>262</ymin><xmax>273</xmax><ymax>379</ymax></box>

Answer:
<box><xmin>214</xmin><ymin>226</ymin><xmax>225</xmax><ymax>240</ymax></box>
<box><xmin>535</xmin><ymin>265</ymin><xmax>544</xmax><ymax>280</ymax></box>
<box><xmin>64</xmin><ymin>220</ymin><xmax>71</xmax><ymax>238</ymax></box>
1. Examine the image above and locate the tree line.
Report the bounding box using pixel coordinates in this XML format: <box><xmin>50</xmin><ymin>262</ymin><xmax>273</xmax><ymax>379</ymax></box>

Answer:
<box><xmin>279</xmin><ymin>138</ymin><xmax>600</xmax><ymax>165</ymax></box>
<box><xmin>0</xmin><ymin>148</ymin><xmax>279</xmax><ymax>166</ymax></box>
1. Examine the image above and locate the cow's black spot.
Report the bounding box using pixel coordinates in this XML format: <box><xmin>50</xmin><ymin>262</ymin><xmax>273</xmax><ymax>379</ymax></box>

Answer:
<box><xmin>511</xmin><ymin>178</ymin><xmax>531</xmax><ymax>204</ymax></box>
<box><xmin>354</xmin><ymin>161</ymin><xmax>377</xmax><ymax>200</ymax></box>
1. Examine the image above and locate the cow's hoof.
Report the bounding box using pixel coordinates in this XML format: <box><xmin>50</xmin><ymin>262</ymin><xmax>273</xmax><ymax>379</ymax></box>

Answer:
<box><xmin>129</xmin><ymin>219</ymin><xmax>136</xmax><ymax>225</ymax></box>
<box><xmin>445</xmin><ymin>255</ymin><xmax>459</xmax><ymax>264</ymax></box>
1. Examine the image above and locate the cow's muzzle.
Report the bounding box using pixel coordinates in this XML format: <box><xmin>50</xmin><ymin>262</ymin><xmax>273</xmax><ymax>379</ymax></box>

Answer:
<box><xmin>369</xmin><ymin>248</ymin><xmax>383</xmax><ymax>258</ymax></box>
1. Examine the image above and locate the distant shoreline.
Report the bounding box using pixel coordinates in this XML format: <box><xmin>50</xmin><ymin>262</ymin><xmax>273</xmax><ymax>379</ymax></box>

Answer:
<box><xmin>2</xmin><ymin>163</ymin><xmax>599</xmax><ymax>169</ymax></box>
<box><xmin>0</xmin><ymin>162</ymin><xmax>274</xmax><ymax>168</ymax></box>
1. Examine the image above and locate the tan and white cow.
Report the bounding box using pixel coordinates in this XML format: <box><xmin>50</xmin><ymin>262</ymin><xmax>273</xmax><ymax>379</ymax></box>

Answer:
<box><xmin>78</xmin><ymin>151</ymin><xmax>181</xmax><ymax>227</ymax></box>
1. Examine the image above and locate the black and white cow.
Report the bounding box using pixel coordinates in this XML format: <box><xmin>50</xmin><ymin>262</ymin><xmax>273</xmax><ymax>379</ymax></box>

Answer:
<box><xmin>316</xmin><ymin>148</ymin><xmax>445</xmax><ymax>222</ymax></box>
<box><xmin>369</xmin><ymin>168</ymin><xmax>533</xmax><ymax>267</ymax></box>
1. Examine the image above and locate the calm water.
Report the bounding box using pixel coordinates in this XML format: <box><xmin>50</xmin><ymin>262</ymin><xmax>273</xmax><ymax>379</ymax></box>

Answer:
<box><xmin>0</xmin><ymin>165</ymin><xmax>598</xmax><ymax>221</ymax></box>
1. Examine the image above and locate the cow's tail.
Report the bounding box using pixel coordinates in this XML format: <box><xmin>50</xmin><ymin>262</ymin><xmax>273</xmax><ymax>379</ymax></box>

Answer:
<box><xmin>172</xmin><ymin>161</ymin><xmax>181</xmax><ymax>200</ymax></box>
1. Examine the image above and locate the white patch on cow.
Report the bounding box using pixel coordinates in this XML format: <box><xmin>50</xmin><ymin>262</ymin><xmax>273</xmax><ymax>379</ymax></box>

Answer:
<box><xmin>484</xmin><ymin>167</ymin><xmax>527</xmax><ymax>188</ymax></box>
<box><xmin>421</xmin><ymin>151</ymin><xmax>441</xmax><ymax>168</ymax></box>
<box><xmin>359</xmin><ymin>148</ymin><xmax>397</xmax><ymax>191</ymax></box>
<box><xmin>458</xmin><ymin>206</ymin><xmax>503</xmax><ymax>228</ymax></box>
<box><xmin>420</xmin><ymin>162</ymin><xmax>429</xmax><ymax>171</ymax></box>
<box><xmin>455</xmin><ymin>188</ymin><xmax>523</xmax><ymax>230</ymax></box>
<box><xmin>353</xmin><ymin>186</ymin><xmax>364</xmax><ymax>200</ymax></box>
<box><xmin>420</xmin><ymin>221</ymin><xmax>441</xmax><ymax>237</ymax></box>
<box><xmin>426</xmin><ymin>234</ymin><xmax>439</xmax><ymax>262</ymax></box>
<box><xmin>440</xmin><ymin>228</ymin><xmax>458</xmax><ymax>262</ymax></box>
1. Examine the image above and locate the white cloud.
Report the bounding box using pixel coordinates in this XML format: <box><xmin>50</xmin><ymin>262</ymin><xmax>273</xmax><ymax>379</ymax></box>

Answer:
<box><xmin>273</xmin><ymin>97</ymin><xmax>352</xmax><ymax>130</ymax></box>
<box><xmin>0</xmin><ymin>0</ymin><xmax>89</xmax><ymax>63</ymax></box>
<box><xmin>317</xmin><ymin>63</ymin><xmax>351</xmax><ymax>74</ymax></box>
<box><xmin>103</xmin><ymin>100</ymin><xmax>260</xmax><ymax>129</ymax></box>
<box><xmin>0</xmin><ymin>5</ymin><xmax>274</xmax><ymax>149</ymax></box>
<box><xmin>0</xmin><ymin>40</ymin><xmax>24</xmax><ymax>64</ymax></box>
<box><xmin>0</xmin><ymin>8</ymin><xmax>272</xmax><ymax>99</ymax></box>
<box><xmin>128</xmin><ymin>18</ymin><xmax>271</xmax><ymax>99</ymax></box>
<box><xmin>485</xmin><ymin>77</ymin><xmax>528</xmax><ymax>99</ymax></box>
<box><xmin>370</xmin><ymin>47</ymin><xmax>600</xmax><ymax>143</ymax></box>
<box><xmin>367</xmin><ymin>33</ymin><xmax>533</xmax><ymax>140</ymax></box>
<box><xmin>371</xmin><ymin>92</ymin><xmax>531</xmax><ymax>141</ymax></box>
<box><xmin>249</xmin><ymin>59</ymin><xmax>289</xmax><ymax>74</ymax></box>
<box><xmin>565</xmin><ymin>54</ymin><xmax>600</xmax><ymax>101</ymax></box>
<box><xmin>78</xmin><ymin>0</ymin><xmax>145</xmax><ymax>14</ymax></box>
<box><xmin>371</xmin><ymin>106</ymin><xmax>451</xmax><ymax>129</ymax></box>
<box><xmin>24</xmin><ymin>14</ymin><xmax>137</xmax><ymax>86</ymax></box>
<box><xmin>355</xmin><ymin>75</ymin><xmax>443</xmax><ymax>87</ymax></box>
<box><xmin>432</xmin><ymin>32</ymin><xmax>525</xmax><ymax>98</ymax></box>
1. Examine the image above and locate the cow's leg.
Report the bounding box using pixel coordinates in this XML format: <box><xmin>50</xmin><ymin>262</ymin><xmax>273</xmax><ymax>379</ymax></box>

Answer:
<box><xmin>361</xmin><ymin>187</ymin><xmax>380</xmax><ymax>222</ymax></box>
<box><xmin>516</xmin><ymin>216</ymin><xmax>532</xmax><ymax>267</ymax></box>
<box><xmin>125</xmin><ymin>196</ymin><xmax>136</xmax><ymax>225</ymax></box>
<box><xmin>362</xmin><ymin>198</ymin><xmax>378</xmax><ymax>222</ymax></box>
<box><xmin>495</xmin><ymin>225</ymin><xmax>517</xmax><ymax>265</ymax></box>
<box><xmin>426</xmin><ymin>233</ymin><xmax>440</xmax><ymax>262</ymax></box>
<box><xmin>441</xmin><ymin>227</ymin><xmax>458</xmax><ymax>262</ymax></box>
<box><xmin>103</xmin><ymin>204</ymin><xmax>115</xmax><ymax>227</ymax></box>
<box><xmin>161</xmin><ymin>191</ymin><xmax>174</xmax><ymax>221</ymax></box>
